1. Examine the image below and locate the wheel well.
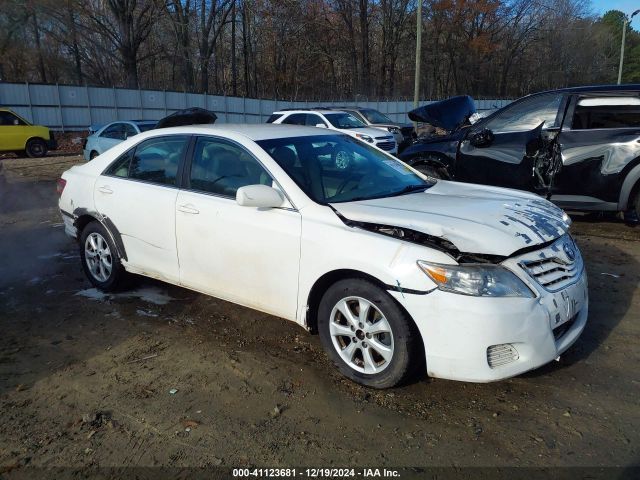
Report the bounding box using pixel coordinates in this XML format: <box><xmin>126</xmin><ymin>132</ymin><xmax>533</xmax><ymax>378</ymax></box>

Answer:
<box><xmin>305</xmin><ymin>269</ymin><xmax>427</xmax><ymax>373</ymax></box>
<box><xmin>627</xmin><ymin>177</ymin><xmax>640</xmax><ymax>211</ymax></box>
<box><xmin>24</xmin><ymin>136</ymin><xmax>47</xmax><ymax>149</ymax></box>
<box><xmin>407</xmin><ymin>153</ymin><xmax>451</xmax><ymax>178</ymax></box>
<box><xmin>74</xmin><ymin>214</ymin><xmax>98</xmax><ymax>237</ymax></box>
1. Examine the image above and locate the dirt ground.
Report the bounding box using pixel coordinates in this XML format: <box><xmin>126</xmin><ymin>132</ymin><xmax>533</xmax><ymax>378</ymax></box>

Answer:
<box><xmin>0</xmin><ymin>155</ymin><xmax>638</xmax><ymax>476</ymax></box>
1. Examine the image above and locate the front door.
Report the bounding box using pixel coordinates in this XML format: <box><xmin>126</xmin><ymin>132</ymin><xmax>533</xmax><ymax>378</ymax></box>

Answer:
<box><xmin>93</xmin><ymin>134</ymin><xmax>190</xmax><ymax>283</ymax></box>
<box><xmin>175</xmin><ymin>136</ymin><xmax>302</xmax><ymax>320</ymax></box>
<box><xmin>0</xmin><ymin>111</ymin><xmax>28</xmax><ymax>151</ymax></box>
<box><xmin>456</xmin><ymin>92</ymin><xmax>565</xmax><ymax>191</ymax></box>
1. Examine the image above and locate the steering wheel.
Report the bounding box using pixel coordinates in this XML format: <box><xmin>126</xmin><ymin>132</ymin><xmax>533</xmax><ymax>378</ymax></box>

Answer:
<box><xmin>335</xmin><ymin>174</ymin><xmax>360</xmax><ymax>196</ymax></box>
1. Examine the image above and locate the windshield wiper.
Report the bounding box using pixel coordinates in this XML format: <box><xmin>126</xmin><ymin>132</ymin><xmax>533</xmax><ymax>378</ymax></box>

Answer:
<box><xmin>386</xmin><ymin>184</ymin><xmax>430</xmax><ymax>197</ymax></box>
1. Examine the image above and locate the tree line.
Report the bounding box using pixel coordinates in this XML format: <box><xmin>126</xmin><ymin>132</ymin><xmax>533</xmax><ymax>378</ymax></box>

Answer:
<box><xmin>0</xmin><ymin>1</ymin><xmax>637</xmax><ymax>101</ymax></box>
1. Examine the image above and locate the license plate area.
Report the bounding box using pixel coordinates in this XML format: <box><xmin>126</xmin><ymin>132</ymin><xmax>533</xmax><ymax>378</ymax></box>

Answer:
<box><xmin>549</xmin><ymin>274</ymin><xmax>587</xmax><ymax>331</ymax></box>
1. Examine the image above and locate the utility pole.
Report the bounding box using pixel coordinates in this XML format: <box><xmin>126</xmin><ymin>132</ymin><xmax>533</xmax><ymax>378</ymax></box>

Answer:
<box><xmin>413</xmin><ymin>0</ymin><xmax>422</xmax><ymax>109</ymax></box>
<box><xmin>618</xmin><ymin>10</ymin><xmax>640</xmax><ymax>85</ymax></box>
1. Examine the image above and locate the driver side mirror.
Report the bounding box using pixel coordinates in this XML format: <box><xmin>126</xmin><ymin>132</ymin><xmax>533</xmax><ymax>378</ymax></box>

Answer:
<box><xmin>236</xmin><ymin>184</ymin><xmax>284</xmax><ymax>208</ymax></box>
<box><xmin>469</xmin><ymin>128</ymin><xmax>494</xmax><ymax>148</ymax></box>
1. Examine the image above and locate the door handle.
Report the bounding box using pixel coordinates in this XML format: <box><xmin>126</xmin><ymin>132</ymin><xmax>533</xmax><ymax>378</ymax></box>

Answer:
<box><xmin>177</xmin><ymin>204</ymin><xmax>199</xmax><ymax>214</ymax></box>
<box><xmin>98</xmin><ymin>186</ymin><xmax>113</xmax><ymax>194</ymax></box>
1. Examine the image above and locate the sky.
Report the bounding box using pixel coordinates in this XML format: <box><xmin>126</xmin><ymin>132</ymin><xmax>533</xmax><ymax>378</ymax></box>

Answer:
<box><xmin>591</xmin><ymin>0</ymin><xmax>640</xmax><ymax>29</ymax></box>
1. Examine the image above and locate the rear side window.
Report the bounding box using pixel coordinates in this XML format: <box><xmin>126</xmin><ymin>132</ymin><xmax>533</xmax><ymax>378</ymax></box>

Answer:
<box><xmin>282</xmin><ymin>113</ymin><xmax>306</xmax><ymax>125</ymax></box>
<box><xmin>103</xmin><ymin>135</ymin><xmax>189</xmax><ymax>186</ymax></box>
<box><xmin>101</xmin><ymin>123</ymin><xmax>126</xmax><ymax>139</ymax></box>
<box><xmin>306</xmin><ymin>114</ymin><xmax>326</xmax><ymax>127</ymax></box>
<box><xmin>572</xmin><ymin>97</ymin><xmax>640</xmax><ymax>129</ymax></box>
<box><xmin>266</xmin><ymin>114</ymin><xmax>283</xmax><ymax>123</ymax></box>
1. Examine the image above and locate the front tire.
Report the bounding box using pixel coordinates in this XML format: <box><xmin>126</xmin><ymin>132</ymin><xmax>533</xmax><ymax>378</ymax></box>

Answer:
<box><xmin>79</xmin><ymin>221</ymin><xmax>128</xmax><ymax>291</ymax></box>
<box><xmin>410</xmin><ymin>156</ymin><xmax>448</xmax><ymax>180</ymax></box>
<box><xmin>25</xmin><ymin>138</ymin><xmax>47</xmax><ymax>158</ymax></box>
<box><xmin>90</xmin><ymin>150</ymin><xmax>99</xmax><ymax>160</ymax></box>
<box><xmin>318</xmin><ymin>278</ymin><xmax>422</xmax><ymax>388</ymax></box>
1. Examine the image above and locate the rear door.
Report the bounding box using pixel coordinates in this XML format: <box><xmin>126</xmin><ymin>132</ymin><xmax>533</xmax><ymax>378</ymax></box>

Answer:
<box><xmin>456</xmin><ymin>92</ymin><xmax>565</xmax><ymax>191</ymax></box>
<box><xmin>552</xmin><ymin>93</ymin><xmax>640</xmax><ymax>207</ymax></box>
<box><xmin>97</xmin><ymin>123</ymin><xmax>126</xmax><ymax>153</ymax></box>
<box><xmin>175</xmin><ymin>135</ymin><xmax>302</xmax><ymax>320</ymax></box>
<box><xmin>94</xmin><ymin>134</ymin><xmax>190</xmax><ymax>283</ymax></box>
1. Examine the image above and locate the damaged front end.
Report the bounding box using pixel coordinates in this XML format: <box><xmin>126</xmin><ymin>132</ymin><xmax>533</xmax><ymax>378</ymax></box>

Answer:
<box><xmin>525</xmin><ymin>123</ymin><xmax>563</xmax><ymax>198</ymax></box>
<box><xmin>334</xmin><ymin>211</ymin><xmax>507</xmax><ymax>265</ymax></box>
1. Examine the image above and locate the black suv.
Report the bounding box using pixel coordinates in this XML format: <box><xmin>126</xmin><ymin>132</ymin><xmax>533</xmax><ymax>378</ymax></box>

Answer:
<box><xmin>399</xmin><ymin>85</ymin><xmax>640</xmax><ymax>215</ymax></box>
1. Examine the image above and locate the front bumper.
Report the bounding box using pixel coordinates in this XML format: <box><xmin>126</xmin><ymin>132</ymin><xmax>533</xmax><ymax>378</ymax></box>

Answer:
<box><xmin>390</xmin><ymin>267</ymin><xmax>588</xmax><ymax>383</ymax></box>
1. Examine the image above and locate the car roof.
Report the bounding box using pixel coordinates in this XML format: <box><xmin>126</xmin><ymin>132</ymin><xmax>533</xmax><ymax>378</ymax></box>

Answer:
<box><xmin>143</xmin><ymin>123</ymin><xmax>346</xmax><ymax>141</ymax></box>
<box><xmin>524</xmin><ymin>84</ymin><xmax>640</xmax><ymax>97</ymax></box>
<box><xmin>273</xmin><ymin>109</ymin><xmax>340</xmax><ymax>115</ymax></box>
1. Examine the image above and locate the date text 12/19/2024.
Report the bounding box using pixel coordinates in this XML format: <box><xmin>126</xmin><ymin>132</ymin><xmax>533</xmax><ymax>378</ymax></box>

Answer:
<box><xmin>232</xmin><ymin>468</ymin><xmax>401</xmax><ymax>478</ymax></box>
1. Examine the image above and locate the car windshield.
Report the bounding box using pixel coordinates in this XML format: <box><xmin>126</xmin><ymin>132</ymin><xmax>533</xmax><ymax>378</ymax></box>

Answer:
<box><xmin>324</xmin><ymin>113</ymin><xmax>367</xmax><ymax>129</ymax></box>
<box><xmin>257</xmin><ymin>134</ymin><xmax>434</xmax><ymax>204</ymax></box>
<box><xmin>136</xmin><ymin>122</ymin><xmax>157</xmax><ymax>132</ymax></box>
<box><xmin>361</xmin><ymin>109</ymin><xmax>393</xmax><ymax>124</ymax></box>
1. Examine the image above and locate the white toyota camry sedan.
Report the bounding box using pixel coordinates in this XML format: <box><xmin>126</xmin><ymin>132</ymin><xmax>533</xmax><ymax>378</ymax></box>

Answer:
<box><xmin>58</xmin><ymin>124</ymin><xmax>588</xmax><ymax>388</ymax></box>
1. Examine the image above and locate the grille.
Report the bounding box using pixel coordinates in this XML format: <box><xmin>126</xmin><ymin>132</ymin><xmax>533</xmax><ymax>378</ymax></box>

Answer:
<box><xmin>520</xmin><ymin>255</ymin><xmax>582</xmax><ymax>292</ymax></box>
<box><xmin>377</xmin><ymin>141</ymin><xmax>396</xmax><ymax>151</ymax></box>
<box><xmin>487</xmin><ymin>344</ymin><xmax>519</xmax><ymax>368</ymax></box>
<box><xmin>519</xmin><ymin>237</ymin><xmax>583</xmax><ymax>292</ymax></box>
<box><xmin>374</xmin><ymin>136</ymin><xmax>394</xmax><ymax>140</ymax></box>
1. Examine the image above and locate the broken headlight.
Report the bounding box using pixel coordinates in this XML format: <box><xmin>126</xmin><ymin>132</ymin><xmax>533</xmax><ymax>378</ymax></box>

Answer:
<box><xmin>417</xmin><ymin>261</ymin><xmax>534</xmax><ymax>298</ymax></box>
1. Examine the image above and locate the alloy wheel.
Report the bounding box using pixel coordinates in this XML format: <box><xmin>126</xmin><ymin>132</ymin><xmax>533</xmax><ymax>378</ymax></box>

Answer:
<box><xmin>329</xmin><ymin>296</ymin><xmax>394</xmax><ymax>374</ymax></box>
<box><xmin>84</xmin><ymin>232</ymin><xmax>113</xmax><ymax>282</ymax></box>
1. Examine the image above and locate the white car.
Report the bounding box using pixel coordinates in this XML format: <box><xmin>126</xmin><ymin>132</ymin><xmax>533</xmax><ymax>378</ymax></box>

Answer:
<box><xmin>83</xmin><ymin>120</ymin><xmax>157</xmax><ymax>161</ymax></box>
<box><xmin>268</xmin><ymin>109</ymin><xmax>398</xmax><ymax>156</ymax></box>
<box><xmin>58</xmin><ymin>124</ymin><xmax>588</xmax><ymax>388</ymax></box>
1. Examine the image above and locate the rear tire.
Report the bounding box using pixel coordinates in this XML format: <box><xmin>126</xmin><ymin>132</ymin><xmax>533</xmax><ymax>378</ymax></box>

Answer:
<box><xmin>25</xmin><ymin>138</ymin><xmax>47</xmax><ymax>158</ymax></box>
<box><xmin>318</xmin><ymin>278</ymin><xmax>422</xmax><ymax>389</ymax></box>
<box><xmin>79</xmin><ymin>221</ymin><xmax>128</xmax><ymax>292</ymax></box>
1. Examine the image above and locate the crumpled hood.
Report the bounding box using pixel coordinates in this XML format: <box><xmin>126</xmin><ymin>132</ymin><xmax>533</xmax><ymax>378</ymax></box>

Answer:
<box><xmin>331</xmin><ymin>181</ymin><xmax>570</xmax><ymax>257</ymax></box>
<box><xmin>408</xmin><ymin>95</ymin><xmax>476</xmax><ymax>131</ymax></box>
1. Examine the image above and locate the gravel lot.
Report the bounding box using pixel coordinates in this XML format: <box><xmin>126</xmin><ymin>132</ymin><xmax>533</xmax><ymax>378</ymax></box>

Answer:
<box><xmin>0</xmin><ymin>155</ymin><xmax>638</xmax><ymax>476</ymax></box>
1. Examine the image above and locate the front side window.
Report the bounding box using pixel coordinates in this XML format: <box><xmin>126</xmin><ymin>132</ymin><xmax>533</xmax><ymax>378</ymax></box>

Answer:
<box><xmin>0</xmin><ymin>111</ymin><xmax>25</xmax><ymax>126</ymax></box>
<box><xmin>257</xmin><ymin>134</ymin><xmax>433</xmax><ymax>204</ymax></box>
<box><xmin>324</xmin><ymin>113</ymin><xmax>367</xmax><ymax>129</ymax></box>
<box><xmin>189</xmin><ymin>137</ymin><xmax>272</xmax><ymax>197</ymax></box>
<box><xmin>484</xmin><ymin>93</ymin><xmax>563</xmax><ymax>133</ymax></box>
<box><xmin>572</xmin><ymin>96</ymin><xmax>640</xmax><ymax>129</ymax></box>
<box><xmin>104</xmin><ymin>135</ymin><xmax>188</xmax><ymax>185</ymax></box>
